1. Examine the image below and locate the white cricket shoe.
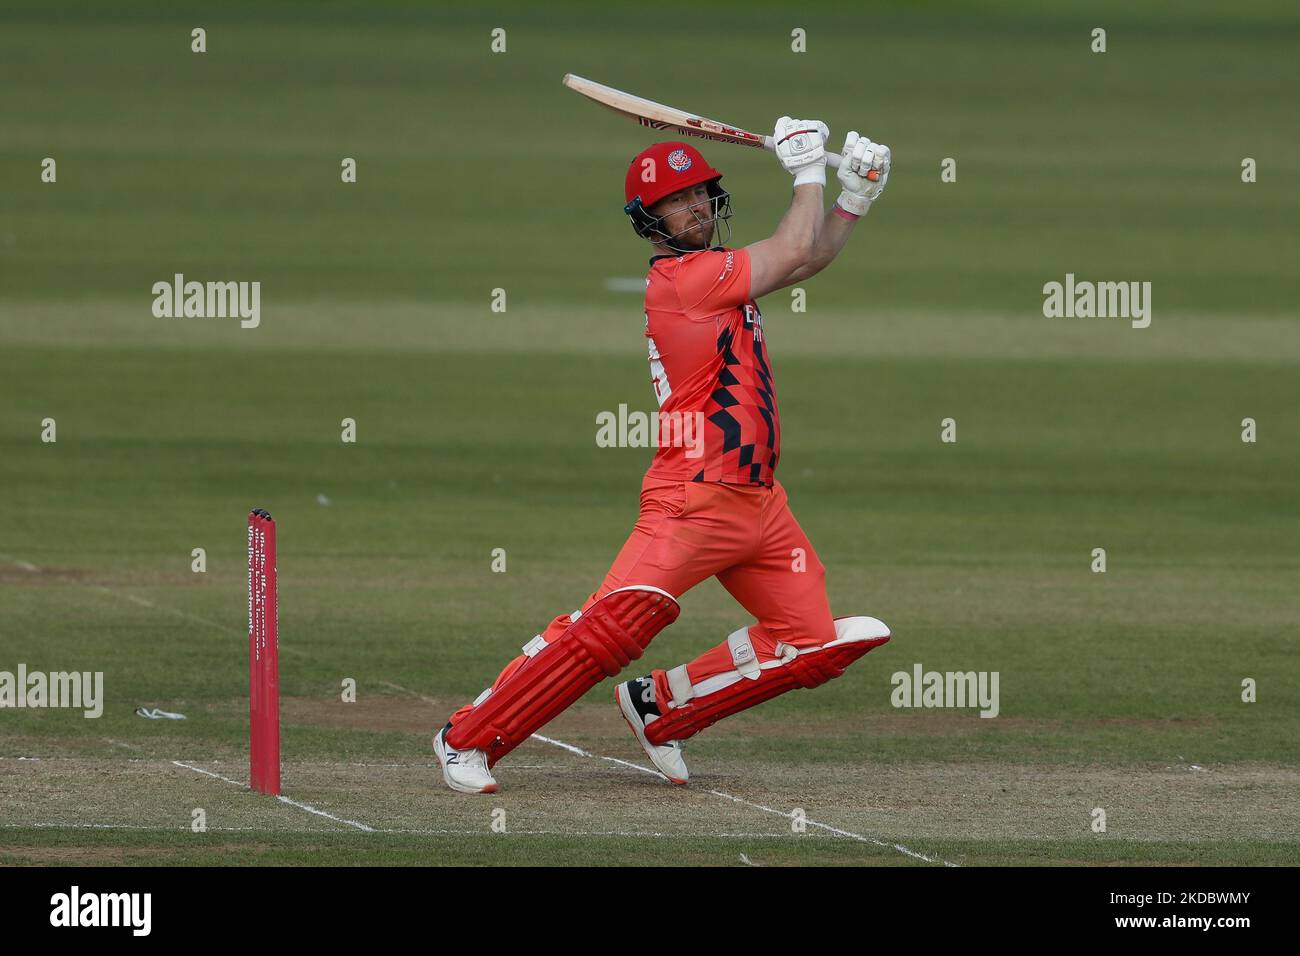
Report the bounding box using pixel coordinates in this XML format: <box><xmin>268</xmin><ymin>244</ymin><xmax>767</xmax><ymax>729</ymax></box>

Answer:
<box><xmin>433</xmin><ymin>723</ymin><xmax>499</xmax><ymax>794</ymax></box>
<box><xmin>616</xmin><ymin>677</ymin><xmax>689</xmax><ymax>785</ymax></box>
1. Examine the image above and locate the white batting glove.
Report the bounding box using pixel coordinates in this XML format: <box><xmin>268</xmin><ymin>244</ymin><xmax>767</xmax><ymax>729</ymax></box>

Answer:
<box><xmin>773</xmin><ymin>116</ymin><xmax>830</xmax><ymax>187</ymax></box>
<box><xmin>835</xmin><ymin>131</ymin><xmax>891</xmax><ymax>215</ymax></box>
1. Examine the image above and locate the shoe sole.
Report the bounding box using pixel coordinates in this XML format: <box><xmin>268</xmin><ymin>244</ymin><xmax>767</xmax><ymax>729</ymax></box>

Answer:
<box><xmin>616</xmin><ymin>683</ymin><xmax>688</xmax><ymax>785</ymax></box>
<box><xmin>433</xmin><ymin>730</ymin><xmax>499</xmax><ymax>794</ymax></box>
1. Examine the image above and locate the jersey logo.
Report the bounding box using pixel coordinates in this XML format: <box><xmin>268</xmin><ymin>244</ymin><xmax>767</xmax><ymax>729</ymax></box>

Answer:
<box><xmin>647</xmin><ymin>336</ymin><xmax>671</xmax><ymax>405</ymax></box>
<box><xmin>717</xmin><ymin>250</ymin><xmax>734</xmax><ymax>280</ymax></box>
<box><xmin>667</xmin><ymin>149</ymin><xmax>693</xmax><ymax>173</ymax></box>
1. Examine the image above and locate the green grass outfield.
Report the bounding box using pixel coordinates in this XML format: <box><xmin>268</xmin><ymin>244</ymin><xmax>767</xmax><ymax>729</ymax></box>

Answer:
<box><xmin>1</xmin><ymin>0</ymin><xmax>1297</xmax><ymax>865</ymax></box>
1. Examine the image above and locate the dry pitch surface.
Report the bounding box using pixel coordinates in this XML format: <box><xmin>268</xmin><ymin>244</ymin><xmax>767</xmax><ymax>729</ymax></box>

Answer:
<box><xmin>5</xmin><ymin>692</ymin><xmax>1298</xmax><ymax>866</ymax></box>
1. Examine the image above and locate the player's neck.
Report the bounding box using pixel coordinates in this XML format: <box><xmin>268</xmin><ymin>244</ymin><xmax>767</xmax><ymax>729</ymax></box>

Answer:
<box><xmin>651</xmin><ymin>242</ymin><xmax>718</xmax><ymax>258</ymax></box>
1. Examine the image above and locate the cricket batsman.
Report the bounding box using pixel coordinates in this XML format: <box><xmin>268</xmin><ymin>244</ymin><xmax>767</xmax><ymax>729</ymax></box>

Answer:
<box><xmin>435</xmin><ymin>118</ymin><xmax>893</xmax><ymax>793</ymax></box>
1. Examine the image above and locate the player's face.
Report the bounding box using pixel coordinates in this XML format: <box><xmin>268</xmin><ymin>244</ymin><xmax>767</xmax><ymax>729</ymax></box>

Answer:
<box><xmin>651</xmin><ymin>183</ymin><xmax>715</xmax><ymax>250</ymax></box>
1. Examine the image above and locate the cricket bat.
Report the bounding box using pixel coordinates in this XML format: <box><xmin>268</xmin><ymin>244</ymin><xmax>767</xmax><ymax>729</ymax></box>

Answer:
<box><xmin>562</xmin><ymin>73</ymin><xmax>877</xmax><ymax>179</ymax></box>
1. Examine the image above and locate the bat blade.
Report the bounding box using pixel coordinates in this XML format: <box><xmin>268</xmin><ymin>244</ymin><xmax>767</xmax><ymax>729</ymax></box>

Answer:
<box><xmin>562</xmin><ymin>73</ymin><xmax>770</xmax><ymax>152</ymax></box>
<box><xmin>562</xmin><ymin>73</ymin><xmax>859</xmax><ymax>175</ymax></box>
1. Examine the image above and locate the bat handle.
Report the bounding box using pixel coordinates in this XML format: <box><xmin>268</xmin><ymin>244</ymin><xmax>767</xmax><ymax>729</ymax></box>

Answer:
<box><xmin>761</xmin><ymin>135</ymin><xmax>879</xmax><ymax>180</ymax></box>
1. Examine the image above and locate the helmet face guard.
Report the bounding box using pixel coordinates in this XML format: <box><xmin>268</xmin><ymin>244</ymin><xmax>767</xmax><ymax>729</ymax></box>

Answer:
<box><xmin>624</xmin><ymin>179</ymin><xmax>733</xmax><ymax>253</ymax></box>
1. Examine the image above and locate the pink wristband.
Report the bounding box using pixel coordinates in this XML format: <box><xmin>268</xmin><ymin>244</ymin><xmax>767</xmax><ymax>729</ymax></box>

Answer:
<box><xmin>833</xmin><ymin>203</ymin><xmax>860</xmax><ymax>222</ymax></box>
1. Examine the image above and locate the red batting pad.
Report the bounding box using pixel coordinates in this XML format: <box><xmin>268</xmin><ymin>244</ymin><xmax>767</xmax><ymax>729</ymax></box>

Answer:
<box><xmin>447</xmin><ymin>586</ymin><xmax>680</xmax><ymax>766</ymax></box>
<box><xmin>645</xmin><ymin>621</ymin><xmax>888</xmax><ymax>746</ymax></box>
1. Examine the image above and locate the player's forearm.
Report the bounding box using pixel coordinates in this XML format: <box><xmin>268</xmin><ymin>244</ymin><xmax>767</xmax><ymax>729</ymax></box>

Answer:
<box><xmin>811</xmin><ymin>204</ymin><xmax>859</xmax><ymax>266</ymax></box>
<box><xmin>773</xmin><ymin>183</ymin><xmax>824</xmax><ymax>260</ymax></box>
<box><xmin>787</xmin><ymin>203</ymin><xmax>859</xmax><ymax>282</ymax></box>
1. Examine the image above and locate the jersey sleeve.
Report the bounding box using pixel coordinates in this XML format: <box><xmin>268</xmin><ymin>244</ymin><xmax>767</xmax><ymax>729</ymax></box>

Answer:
<box><xmin>674</xmin><ymin>248</ymin><xmax>752</xmax><ymax>318</ymax></box>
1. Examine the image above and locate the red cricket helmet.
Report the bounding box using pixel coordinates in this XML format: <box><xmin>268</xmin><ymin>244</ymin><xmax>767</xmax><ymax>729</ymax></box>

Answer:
<box><xmin>624</xmin><ymin>141</ymin><xmax>723</xmax><ymax>208</ymax></box>
<box><xmin>623</xmin><ymin>141</ymin><xmax>732</xmax><ymax>250</ymax></box>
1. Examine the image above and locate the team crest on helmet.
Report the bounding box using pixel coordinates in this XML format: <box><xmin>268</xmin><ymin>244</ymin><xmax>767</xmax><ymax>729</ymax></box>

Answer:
<box><xmin>667</xmin><ymin>149</ymin><xmax>693</xmax><ymax>173</ymax></box>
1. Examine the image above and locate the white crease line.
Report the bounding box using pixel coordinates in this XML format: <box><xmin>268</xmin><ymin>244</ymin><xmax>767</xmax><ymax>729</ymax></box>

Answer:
<box><xmin>530</xmin><ymin>734</ymin><xmax>661</xmax><ymax>776</ymax></box>
<box><xmin>707</xmin><ymin>789</ymin><xmax>958</xmax><ymax>866</ymax></box>
<box><xmin>528</xmin><ymin>734</ymin><xmax>960</xmax><ymax>867</ymax></box>
<box><xmin>0</xmin><ymin>554</ymin><xmax>40</xmax><ymax>572</ymax></box>
<box><xmin>299</xmin><ymin>690</ymin><xmax>653</xmax><ymax>779</ymax></box>
<box><xmin>276</xmin><ymin>795</ymin><xmax>375</xmax><ymax>832</ymax></box>
<box><xmin>7</xmin><ymin>822</ymin><xmax>790</xmax><ymax>837</ymax></box>
<box><xmin>172</xmin><ymin>760</ymin><xmax>375</xmax><ymax>832</ymax></box>
<box><xmin>172</xmin><ymin>760</ymin><xmax>246</xmax><ymax>787</ymax></box>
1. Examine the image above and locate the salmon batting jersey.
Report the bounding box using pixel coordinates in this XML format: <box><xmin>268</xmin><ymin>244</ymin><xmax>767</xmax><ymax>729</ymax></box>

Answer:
<box><xmin>643</xmin><ymin>247</ymin><xmax>780</xmax><ymax>486</ymax></box>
